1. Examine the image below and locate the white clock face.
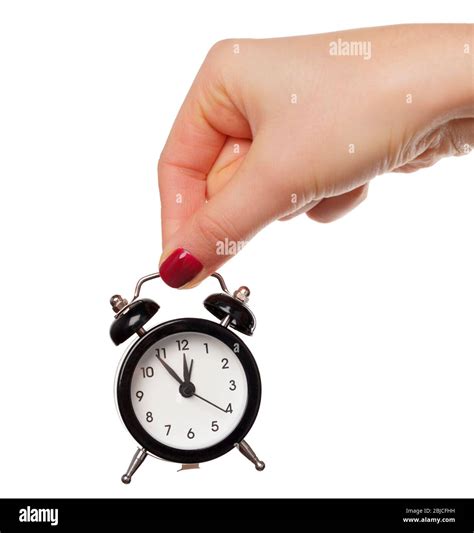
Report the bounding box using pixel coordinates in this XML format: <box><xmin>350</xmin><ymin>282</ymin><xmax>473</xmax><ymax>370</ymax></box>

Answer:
<box><xmin>130</xmin><ymin>331</ymin><xmax>249</xmax><ymax>450</ymax></box>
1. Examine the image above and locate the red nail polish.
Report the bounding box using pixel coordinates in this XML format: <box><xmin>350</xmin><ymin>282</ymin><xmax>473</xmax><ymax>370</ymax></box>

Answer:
<box><xmin>159</xmin><ymin>248</ymin><xmax>203</xmax><ymax>288</ymax></box>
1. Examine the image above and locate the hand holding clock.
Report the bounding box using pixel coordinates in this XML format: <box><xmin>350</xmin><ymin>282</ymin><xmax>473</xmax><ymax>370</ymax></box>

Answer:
<box><xmin>157</xmin><ymin>24</ymin><xmax>473</xmax><ymax>290</ymax></box>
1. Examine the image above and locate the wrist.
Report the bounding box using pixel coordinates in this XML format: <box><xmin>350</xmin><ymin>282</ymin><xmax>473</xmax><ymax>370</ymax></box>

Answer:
<box><xmin>386</xmin><ymin>24</ymin><xmax>473</xmax><ymax>126</ymax></box>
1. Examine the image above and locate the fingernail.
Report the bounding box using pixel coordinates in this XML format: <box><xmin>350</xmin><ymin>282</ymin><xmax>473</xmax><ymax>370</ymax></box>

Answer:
<box><xmin>159</xmin><ymin>248</ymin><xmax>203</xmax><ymax>288</ymax></box>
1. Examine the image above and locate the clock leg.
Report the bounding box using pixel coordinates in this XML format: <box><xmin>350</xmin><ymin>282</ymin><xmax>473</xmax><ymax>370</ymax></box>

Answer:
<box><xmin>121</xmin><ymin>447</ymin><xmax>148</xmax><ymax>484</ymax></box>
<box><xmin>235</xmin><ymin>440</ymin><xmax>265</xmax><ymax>471</ymax></box>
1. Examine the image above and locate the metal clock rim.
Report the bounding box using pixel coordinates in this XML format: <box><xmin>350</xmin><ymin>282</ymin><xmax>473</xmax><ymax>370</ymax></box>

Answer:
<box><xmin>116</xmin><ymin>317</ymin><xmax>262</xmax><ymax>464</ymax></box>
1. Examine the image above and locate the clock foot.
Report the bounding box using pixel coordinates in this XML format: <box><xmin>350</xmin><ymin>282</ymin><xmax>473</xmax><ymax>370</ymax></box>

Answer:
<box><xmin>235</xmin><ymin>440</ymin><xmax>265</xmax><ymax>471</ymax></box>
<box><xmin>121</xmin><ymin>447</ymin><xmax>148</xmax><ymax>484</ymax></box>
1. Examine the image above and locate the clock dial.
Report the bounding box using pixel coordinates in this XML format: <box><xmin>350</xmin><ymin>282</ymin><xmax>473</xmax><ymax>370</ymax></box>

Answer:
<box><xmin>130</xmin><ymin>331</ymin><xmax>248</xmax><ymax>450</ymax></box>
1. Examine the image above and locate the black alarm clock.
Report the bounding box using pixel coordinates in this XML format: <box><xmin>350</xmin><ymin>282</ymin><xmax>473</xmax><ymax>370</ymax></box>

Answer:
<box><xmin>109</xmin><ymin>272</ymin><xmax>265</xmax><ymax>483</ymax></box>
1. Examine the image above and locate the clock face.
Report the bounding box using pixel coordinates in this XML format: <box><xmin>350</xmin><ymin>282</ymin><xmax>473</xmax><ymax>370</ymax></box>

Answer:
<box><xmin>130</xmin><ymin>331</ymin><xmax>248</xmax><ymax>450</ymax></box>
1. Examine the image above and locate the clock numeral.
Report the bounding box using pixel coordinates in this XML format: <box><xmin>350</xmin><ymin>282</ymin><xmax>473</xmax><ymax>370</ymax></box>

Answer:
<box><xmin>146</xmin><ymin>411</ymin><xmax>153</xmax><ymax>423</ymax></box>
<box><xmin>221</xmin><ymin>358</ymin><xmax>229</xmax><ymax>369</ymax></box>
<box><xmin>229</xmin><ymin>380</ymin><xmax>236</xmax><ymax>391</ymax></box>
<box><xmin>203</xmin><ymin>342</ymin><xmax>209</xmax><ymax>354</ymax></box>
<box><xmin>164</xmin><ymin>424</ymin><xmax>171</xmax><ymax>436</ymax></box>
<box><xmin>140</xmin><ymin>366</ymin><xmax>154</xmax><ymax>378</ymax></box>
<box><xmin>211</xmin><ymin>420</ymin><xmax>219</xmax><ymax>432</ymax></box>
<box><xmin>187</xmin><ymin>428</ymin><xmax>195</xmax><ymax>439</ymax></box>
<box><xmin>155</xmin><ymin>347</ymin><xmax>166</xmax><ymax>359</ymax></box>
<box><xmin>225</xmin><ymin>403</ymin><xmax>233</xmax><ymax>413</ymax></box>
<box><xmin>136</xmin><ymin>390</ymin><xmax>144</xmax><ymax>402</ymax></box>
<box><xmin>176</xmin><ymin>339</ymin><xmax>189</xmax><ymax>351</ymax></box>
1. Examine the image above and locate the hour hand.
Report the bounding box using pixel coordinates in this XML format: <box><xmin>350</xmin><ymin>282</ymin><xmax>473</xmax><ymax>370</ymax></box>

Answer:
<box><xmin>156</xmin><ymin>353</ymin><xmax>183</xmax><ymax>385</ymax></box>
<box><xmin>183</xmin><ymin>353</ymin><xmax>194</xmax><ymax>383</ymax></box>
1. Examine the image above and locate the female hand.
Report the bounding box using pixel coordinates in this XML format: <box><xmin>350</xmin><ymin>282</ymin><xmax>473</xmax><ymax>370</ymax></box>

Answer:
<box><xmin>158</xmin><ymin>24</ymin><xmax>473</xmax><ymax>288</ymax></box>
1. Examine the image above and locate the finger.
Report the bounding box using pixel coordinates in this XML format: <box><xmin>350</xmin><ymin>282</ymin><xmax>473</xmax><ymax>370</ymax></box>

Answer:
<box><xmin>306</xmin><ymin>184</ymin><xmax>369</xmax><ymax>223</ymax></box>
<box><xmin>278</xmin><ymin>199</ymin><xmax>322</xmax><ymax>221</ymax></box>
<box><xmin>158</xmin><ymin>50</ymin><xmax>251</xmax><ymax>246</ymax></box>
<box><xmin>158</xmin><ymin>90</ymin><xmax>226</xmax><ymax>244</ymax></box>
<box><xmin>158</xmin><ymin>139</ymin><xmax>293</xmax><ymax>288</ymax></box>
<box><xmin>206</xmin><ymin>137</ymin><xmax>252</xmax><ymax>198</ymax></box>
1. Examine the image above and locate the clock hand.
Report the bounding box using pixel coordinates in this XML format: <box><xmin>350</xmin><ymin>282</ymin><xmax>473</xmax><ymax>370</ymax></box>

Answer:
<box><xmin>183</xmin><ymin>357</ymin><xmax>224</xmax><ymax>410</ymax></box>
<box><xmin>156</xmin><ymin>354</ymin><xmax>183</xmax><ymax>385</ymax></box>
<box><xmin>193</xmin><ymin>393</ymin><xmax>228</xmax><ymax>413</ymax></box>
<box><xmin>183</xmin><ymin>353</ymin><xmax>194</xmax><ymax>383</ymax></box>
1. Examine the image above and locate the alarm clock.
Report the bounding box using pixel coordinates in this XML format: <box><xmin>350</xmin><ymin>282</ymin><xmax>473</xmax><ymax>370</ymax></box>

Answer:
<box><xmin>109</xmin><ymin>271</ymin><xmax>265</xmax><ymax>483</ymax></box>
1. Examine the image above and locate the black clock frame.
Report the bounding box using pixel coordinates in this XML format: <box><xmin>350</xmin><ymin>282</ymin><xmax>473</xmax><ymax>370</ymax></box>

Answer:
<box><xmin>116</xmin><ymin>317</ymin><xmax>262</xmax><ymax>464</ymax></box>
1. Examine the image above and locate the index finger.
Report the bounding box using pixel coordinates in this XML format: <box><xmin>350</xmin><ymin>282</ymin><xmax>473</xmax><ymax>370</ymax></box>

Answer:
<box><xmin>158</xmin><ymin>81</ymin><xmax>226</xmax><ymax>245</ymax></box>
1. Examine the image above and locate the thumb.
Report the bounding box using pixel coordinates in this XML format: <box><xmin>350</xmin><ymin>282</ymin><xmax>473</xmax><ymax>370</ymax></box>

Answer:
<box><xmin>158</xmin><ymin>144</ymin><xmax>289</xmax><ymax>288</ymax></box>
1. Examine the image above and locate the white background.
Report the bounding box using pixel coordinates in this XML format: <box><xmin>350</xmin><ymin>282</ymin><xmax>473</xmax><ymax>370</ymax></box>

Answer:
<box><xmin>0</xmin><ymin>0</ymin><xmax>472</xmax><ymax>497</ymax></box>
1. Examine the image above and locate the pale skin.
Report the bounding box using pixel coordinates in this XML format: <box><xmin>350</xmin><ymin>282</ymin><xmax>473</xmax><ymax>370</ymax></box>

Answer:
<box><xmin>158</xmin><ymin>24</ymin><xmax>474</xmax><ymax>286</ymax></box>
